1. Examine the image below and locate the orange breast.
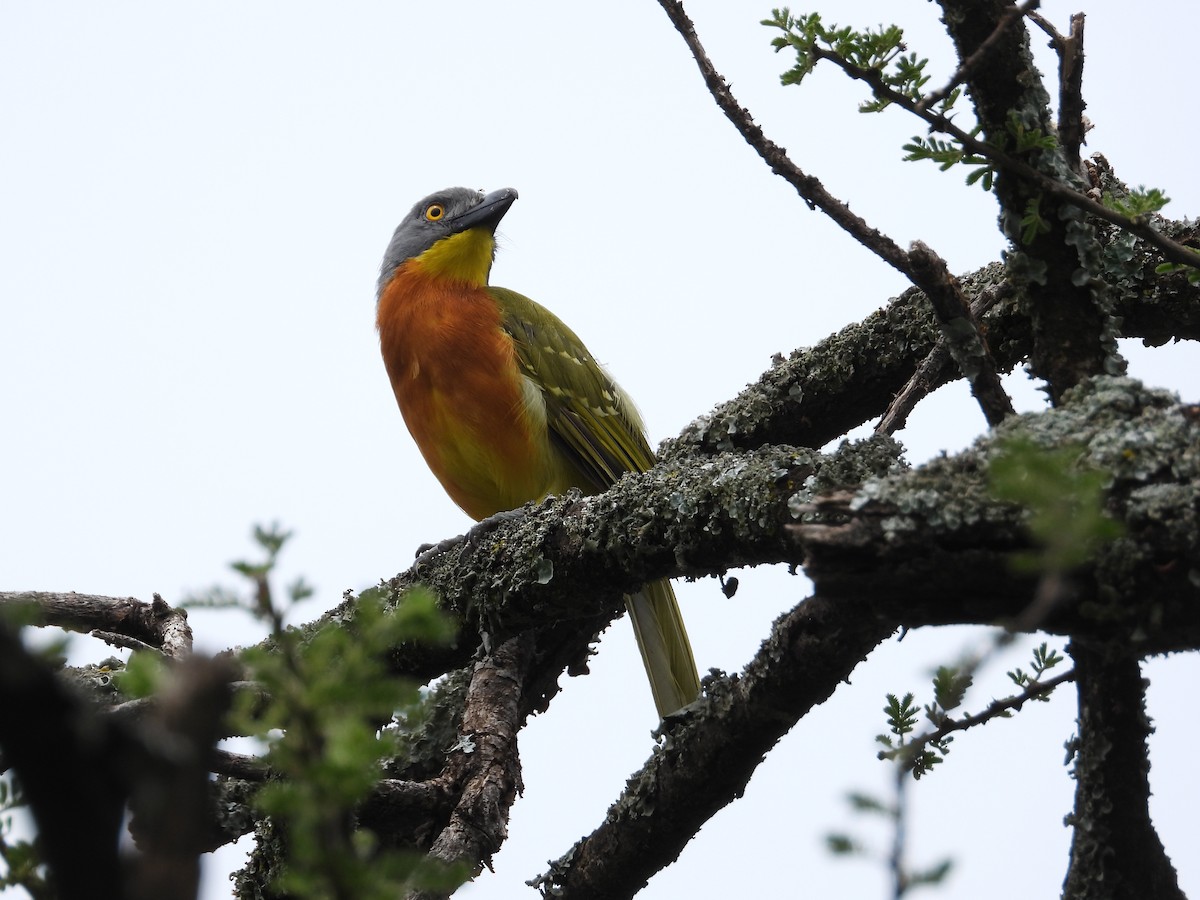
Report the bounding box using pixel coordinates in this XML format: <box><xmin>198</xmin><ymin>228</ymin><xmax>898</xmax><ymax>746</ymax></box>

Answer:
<box><xmin>377</xmin><ymin>262</ymin><xmax>552</xmax><ymax>520</ymax></box>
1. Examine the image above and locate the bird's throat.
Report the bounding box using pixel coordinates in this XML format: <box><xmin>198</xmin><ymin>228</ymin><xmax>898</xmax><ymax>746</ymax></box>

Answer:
<box><xmin>411</xmin><ymin>229</ymin><xmax>495</xmax><ymax>286</ymax></box>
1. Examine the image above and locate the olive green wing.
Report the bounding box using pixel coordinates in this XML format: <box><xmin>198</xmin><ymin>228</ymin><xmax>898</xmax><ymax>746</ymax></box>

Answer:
<box><xmin>492</xmin><ymin>286</ymin><xmax>656</xmax><ymax>488</ymax></box>
<box><xmin>492</xmin><ymin>286</ymin><xmax>700</xmax><ymax>718</ymax></box>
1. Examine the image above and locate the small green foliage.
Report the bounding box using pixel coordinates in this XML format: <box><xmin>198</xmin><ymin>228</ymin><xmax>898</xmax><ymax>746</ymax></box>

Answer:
<box><xmin>1154</xmin><ymin>260</ymin><xmax>1200</xmax><ymax>284</ymax></box>
<box><xmin>823</xmin><ymin>789</ymin><xmax>953</xmax><ymax>892</ymax></box>
<box><xmin>930</xmin><ymin>665</ymin><xmax>972</xmax><ymax>718</ymax></box>
<box><xmin>206</xmin><ymin>524</ymin><xmax>466</xmax><ymax>898</ymax></box>
<box><xmin>876</xmin><ymin>693</ymin><xmax>943</xmax><ymax>778</ymax></box>
<box><xmin>113</xmin><ymin>650</ymin><xmax>166</xmax><ymax>699</ymax></box>
<box><xmin>185</xmin><ymin>522</ymin><xmax>304</xmax><ymax>616</ymax></box>
<box><xmin>235</xmin><ymin>587</ymin><xmax>462</xmax><ymax>898</ymax></box>
<box><xmin>1008</xmin><ymin>642</ymin><xmax>1065</xmax><ymax>702</ymax></box>
<box><xmin>763</xmin><ymin>8</ymin><xmax>937</xmax><ymax>112</ymax></box>
<box><xmin>1019</xmin><ymin>196</ymin><xmax>1052</xmax><ymax>245</ymax></box>
<box><xmin>903</xmin><ymin>132</ymin><xmax>994</xmax><ymax>187</ymax></box>
<box><xmin>764</xmin><ymin>6</ymin><xmax>997</xmax><ymax>197</ymax></box>
<box><xmin>909</xmin><ymin>859</ymin><xmax>954</xmax><ymax>889</ymax></box>
<box><xmin>846</xmin><ymin>791</ymin><xmax>895</xmax><ymax>818</ymax></box>
<box><xmin>880</xmin><ymin>692</ymin><xmax>918</xmax><ymax>741</ymax></box>
<box><xmin>989</xmin><ymin>437</ymin><xmax>1124</xmax><ymax>573</ymax></box>
<box><xmin>1103</xmin><ymin>185</ymin><xmax>1170</xmax><ymax>219</ymax></box>
<box><xmin>0</xmin><ymin>777</ymin><xmax>51</xmax><ymax>898</ymax></box>
<box><xmin>825</xmin><ymin>833</ymin><xmax>865</xmax><ymax>856</ymax></box>
<box><xmin>876</xmin><ymin>674</ymin><xmax>964</xmax><ymax>780</ymax></box>
<box><xmin>1005</xmin><ymin>113</ymin><xmax>1058</xmax><ymax>155</ymax></box>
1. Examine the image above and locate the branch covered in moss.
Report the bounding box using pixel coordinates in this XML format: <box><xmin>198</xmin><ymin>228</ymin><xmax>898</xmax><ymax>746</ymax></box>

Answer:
<box><xmin>664</xmin><ymin>216</ymin><xmax>1200</xmax><ymax>457</ymax></box>
<box><xmin>532</xmin><ymin>591</ymin><xmax>898</xmax><ymax>899</ymax></box>
<box><xmin>1062</xmin><ymin>642</ymin><xmax>1183</xmax><ymax>899</ymax></box>
<box><xmin>357</xmin><ymin>377</ymin><xmax>1200</xmax><ymax>713</ymax></box>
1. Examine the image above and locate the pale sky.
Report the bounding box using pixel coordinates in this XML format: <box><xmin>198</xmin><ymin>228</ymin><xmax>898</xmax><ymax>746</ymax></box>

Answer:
<box><xmin>2</xmin><ymin>2</ymin><xmax>1197</xmax><ymax>898</ymax></box>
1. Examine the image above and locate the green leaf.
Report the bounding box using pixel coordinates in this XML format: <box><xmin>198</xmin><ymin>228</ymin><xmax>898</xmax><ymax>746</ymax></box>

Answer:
<box><xmin>114</xmin><ymin>651</ymin><xmax>163</xmax><ymax>699</ymax></box>
<box><xmin>1104</xmin><ymin>185</ymin><xmax>1170</xmax><ymax>218</ymax></box>
<box><xmin>825</xmin><ymin>833</ymin><xmax>865</xmax><ymax>855</ymax></box>
<box><xmin>931</xmin><ymin>665</ymin><xmax>972</xmax><ymax>714</ymax></box>
<box><xmin>846</xmin><ymin>791</ymin><xmax>894</xmax><ymax>817</ymax></box>
<box><xmin>1154</xmin><ymin>260</ymin><xmax>1200</xmax><ymax>284</ymax></box>
<box><xmin>1019</xmin><ymin>196</ymin><xmax>1052</xmax><ymax>244</ymax></box>
<box><xmin>883</xmin><ymin>692</ymin><xmax>919</xmax><ymax>738</ymax></box>
<box><xmin>990</xmin><ymin>437</ymin><xmax>1124</xmax><ymax>573</ymax></box>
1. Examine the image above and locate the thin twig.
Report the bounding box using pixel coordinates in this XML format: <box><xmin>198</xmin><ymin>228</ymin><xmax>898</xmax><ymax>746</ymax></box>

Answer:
<box><xmin>656</xmin><ymin>0</ymin><xmax>1021</xmax><ymax>416</ymax></box>
<box><xmin>1029</xmin><ymin>10</ymin><xmax>1088</xmax><ymax>171</ymax></box>
<box><xmin>907</xmin><ymin>241</ymin><xmax>1015</xmax><ymax>426</ymax></box>
<box><xmin>917</xmin><ymin>0</ymin><xmax>1042</xmax><ymax>113</ymax></box>
<box><xmin>655</xmin><ymin>0</ymin><xmax>910</xmax><ymax>274</ymax></box>
<box><xmin>900</xmin><ymin>668</ymin><xmax>1076</xmax><ymax>763</ymax></box>
<box><xmin>91</xmin><ymin>630</ymin><xmax>160</xmax><ymax>655</ymax></box>
<box><xmin>877</xmin><ymin>282</ymin><xmax>1014</xmax><ymax>435</ymax></box>
<box><xmin>806</xmin><ymin>44</ymin><xmax>1200</xmax><ymax>271</ymax></box>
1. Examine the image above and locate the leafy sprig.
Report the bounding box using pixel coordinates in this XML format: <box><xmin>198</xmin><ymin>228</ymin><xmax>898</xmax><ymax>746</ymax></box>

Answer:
<box><xmin>214</xmin><ymin>525</ymin><xmax>465</xmax><ymax>899</ymax></box>
<box><xmin>763</xmin><ymin>9</ymin><xmax>946</xmax><ymax>114</ymax></box>
<box><xmin>877</xmin><ymin>643</ymin><xmax>1070</xmax><ymax>779</ymax></box>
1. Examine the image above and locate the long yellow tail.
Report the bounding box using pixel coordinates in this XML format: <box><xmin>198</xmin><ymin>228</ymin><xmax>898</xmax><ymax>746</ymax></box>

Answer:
<box><xmin>626</xmin><ymin>579</ymin><xmax>701</xmax><ymax>718</ymax></box>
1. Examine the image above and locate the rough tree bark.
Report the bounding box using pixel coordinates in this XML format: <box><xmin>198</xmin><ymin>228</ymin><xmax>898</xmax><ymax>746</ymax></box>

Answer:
<box><xmin>2</xmin><ymin>3</ymin><xmax>1198</xmax><ymax>899</ymax></box>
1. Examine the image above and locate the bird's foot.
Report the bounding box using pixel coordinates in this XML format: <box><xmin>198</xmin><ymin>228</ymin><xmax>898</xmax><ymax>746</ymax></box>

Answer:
<box><xmin>413</xmin><ymin>508</ymin><xmax>528</xmax><ymax>567</ymax></box>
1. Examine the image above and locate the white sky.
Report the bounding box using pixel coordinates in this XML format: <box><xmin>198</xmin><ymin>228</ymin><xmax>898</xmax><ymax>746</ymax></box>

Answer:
<box><xmin>2</xmin><ymin>2</ymin><xmax>1197</xmax><ymax>898</ymax></box>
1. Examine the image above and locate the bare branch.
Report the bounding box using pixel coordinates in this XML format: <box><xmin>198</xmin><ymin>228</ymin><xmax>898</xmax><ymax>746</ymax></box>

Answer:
<box><xmin>409</xmin><ymin>634</ymin><xmax>533</xmax><ymax>899</ymax></box>
<box><xmin>0</xmin><ymin>591</ymin><xmax>193</xmax><ymax>659</ymax></box>
<box><xmin>906</xmin><ymin>241</ymin><xmax>1015</xmax><ymax>426</ymax></box>
<box><xmin>877</xmin><ymin>281</ymin><xmax>1013</xmax><ymax>435</ymax></box>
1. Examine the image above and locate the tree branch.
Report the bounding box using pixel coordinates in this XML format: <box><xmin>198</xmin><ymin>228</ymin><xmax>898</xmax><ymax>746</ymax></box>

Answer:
<box><xmin>410</xmin><ymin>634</ymin><xmax>533</xmax><ymax>898</ymax></box>
<box><xmin>906</xmin><ymin>241</ymin><xmax>1014</xmax><ymax>426</ymax></box>
<box><xmin>917</xmin><ymin>0</ymin><xmax>1042</xmax><ymax>113</ymax></box>
<box><xmin>1029</xmin><ymin>10</ymin><xmax>1088</xmax><ymax>171</ymax></box>
<box><xmin>666</xmin><ymin>216</ymin><xmax>1200</xmax><ymax>457</ymax></box>
<box><xmin>803</xmin><ymin>21</ymin><xmax>1200</xmax><ymax>274</ymax></box>
<box><xmin>0</xmin><ymin>591</ymin><xmax>193</xmax><ymax>659</ymax></box>
<box><xmin>532</xmin><ymin>591</ymin><xmax>899</xmax><ymax>899</ymax></box>
<box><xmin>1062</xmin><ymin>642</ymin><xmax>1183</xmax><ymax>899</ymax></box>
<box><xmin>877</xmin><ymin>281</ymin><xmax>1013</xmax><ymax>436</ymax></box>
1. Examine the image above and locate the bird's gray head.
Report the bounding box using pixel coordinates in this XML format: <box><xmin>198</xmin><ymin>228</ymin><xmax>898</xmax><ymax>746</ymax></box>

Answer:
<box><xmin>377</xmin><ymin>186</ymin><xmax>518</xmax><ymax>298</ymax></box>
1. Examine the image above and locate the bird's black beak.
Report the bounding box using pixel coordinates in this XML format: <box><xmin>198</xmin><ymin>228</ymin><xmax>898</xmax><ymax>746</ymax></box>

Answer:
<box><xmin>450</xmin><ymin>187</ymin><xmax>518</xmax><ymax>235</ymax></box>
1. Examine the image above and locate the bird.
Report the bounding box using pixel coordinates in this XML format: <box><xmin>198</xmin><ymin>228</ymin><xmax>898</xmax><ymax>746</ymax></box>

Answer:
<box><xmin>375</xmin><ymin>186</ymin><xmax>700</xmax><ymax>718</ymax></box>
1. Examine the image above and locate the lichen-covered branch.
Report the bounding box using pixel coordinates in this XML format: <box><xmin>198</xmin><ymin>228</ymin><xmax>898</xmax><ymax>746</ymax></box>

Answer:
<box><xmin>906</xmin><ymin>240</ymin><xmax>1014</xmax><ymax>426</ymax></box>
<box><xmin>531</xmin><ymin>377</ymin><xmax>1199</xmax><ymax>896</ymax></box>
<box><xmin>360</xmin><ymin>439</ymin><xmax>901</xmax><ymax>683</ymax></box>
<box><xmin>937</xmin><ymin>0</ymin><xmax>1118</xmax><ymax>400</ymax></box>
<box><xmin>665</xmin><ymin>216</ymin><xmax>1200</xmax><ymax>457</ymax></box>
<box><xmin>409</xmin><ymin>634</ymin><xmax>533</xmax><ymax>900</ymax></box>
<box><xmin>532</xmin><ymin>591</ymin><xmax>898</xmax><ymax>899</ymax></box>
<box><xmin>363</xmin><ymin>377</ymin><xmax>1200</xmax><ymax>712</ymax></box>
<box><xmin>1062</xmin><ymin>642</ymin><xmax>1183</xmax><ymax>899</ymax></box>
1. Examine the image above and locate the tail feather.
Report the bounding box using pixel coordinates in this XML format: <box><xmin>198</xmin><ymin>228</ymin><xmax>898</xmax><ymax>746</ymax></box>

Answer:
<box><xmin>626</xmin><ymin>579</ymin><xmax>700</xmax><ymax>718</ymax></box>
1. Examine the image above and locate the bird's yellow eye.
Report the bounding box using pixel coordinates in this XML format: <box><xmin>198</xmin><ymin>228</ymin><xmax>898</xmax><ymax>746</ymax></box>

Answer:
<box><xmin>425</xmin><ymin>204</ymin><xmax>446</xmax><ymax>222</ymax></box>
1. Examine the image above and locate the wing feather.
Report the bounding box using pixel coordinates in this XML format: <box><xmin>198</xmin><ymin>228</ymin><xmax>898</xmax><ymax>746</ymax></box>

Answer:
<box><xmin>492</xmin><ymin>287</ymin><xmax>654</xmax><ymax>489</ymax></box>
